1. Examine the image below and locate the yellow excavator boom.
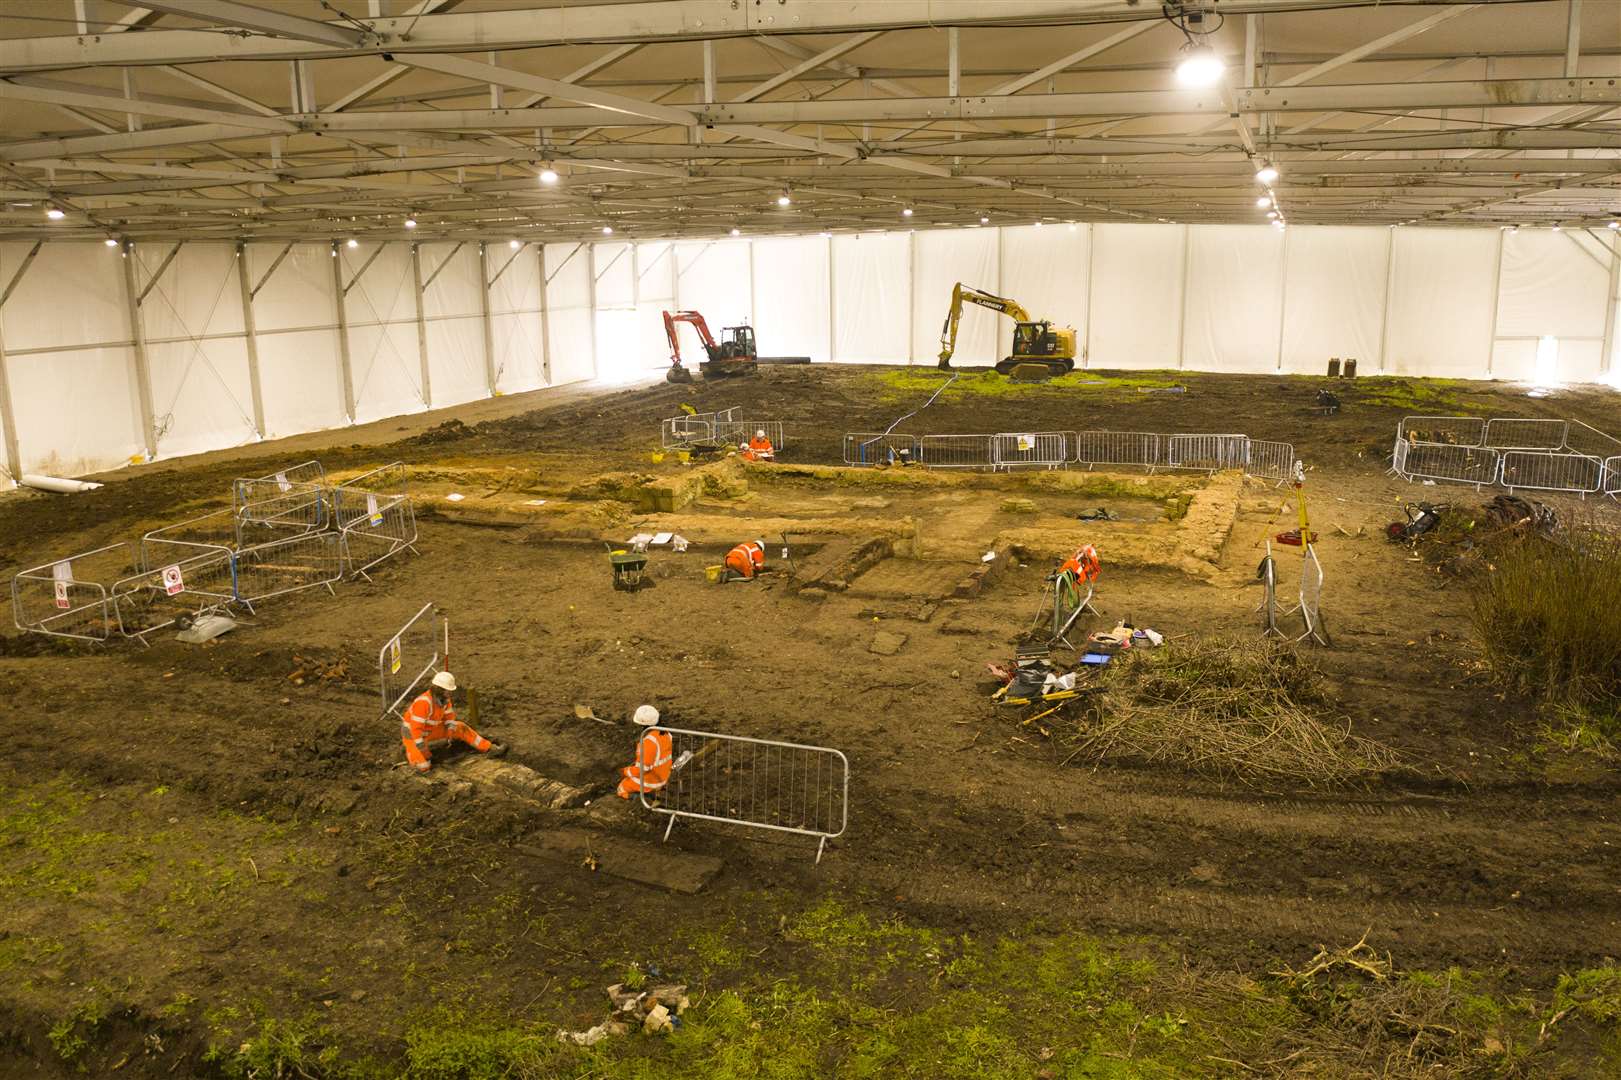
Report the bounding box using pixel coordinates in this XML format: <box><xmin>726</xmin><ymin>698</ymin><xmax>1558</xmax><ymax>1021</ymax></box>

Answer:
<box><xmin>938</xmin><ymin>282</ymin><xmax>1033</xmax><ymax>364</ymax></box>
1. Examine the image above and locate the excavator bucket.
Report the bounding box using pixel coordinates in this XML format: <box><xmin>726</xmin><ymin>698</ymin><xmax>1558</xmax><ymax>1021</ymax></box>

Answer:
<box><xmin>665</xmin><ymin>364</ymin><xmax>694</xmax><ymax>384</ymax></box>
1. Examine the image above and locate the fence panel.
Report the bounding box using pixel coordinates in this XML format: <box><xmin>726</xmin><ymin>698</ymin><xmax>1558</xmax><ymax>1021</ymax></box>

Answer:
<box><xmin>660</xmin><ymin>407</ymin><xmax>738</xmax><ymax>449</ymax></box>
<box><xmin>1606</xmin><ymin>457</ymin><xmax>1621</xmax><ymax>498</ymax></box>
<box><xmin>1167</xmin><ymin>434</ymin><xmax>1249</xmax><ymax>472</ymax></box>
<box><xmin>1498</xmin><ymin>451</ymin><xmax>1604</xmax><ymax>495</ymax></box>
<box><xmin>110</xmin><ymin>545</ymin><xmax>238</xmax><ymax>640</ymax></box>
<box><xmin>140</xmin><ymin>510</ymin><xmax>238</xmax><ymax>569</ymax></box>
<box><xmin>1245</xmin><ymin>440</ymin><xmax>1296</xmax><ymax>482</ymax></box>
<box><xmin>918</xmin><ymin>434</ymin><xmax>995</xmax><ymax>469</ymax></box>
<box><xmin>11</xmin><ymin>542</ymin><xmax>134</xmax><ymax>643</ymax></box>
<box><xmin>991</xmin><ymin>432</ymin><xmax>1068</xmax><ymax>470</ymax></box>
<box><xmin>379</xmin><ymin>602</ymin><xmax>446</xmax><ymax>718</ymax></box>
<box><xmin>234</xmin><ymin>531</ymin><xmax>344</xmax><ymax>606</ymax></box>
<box><xmin>335</xmin><ymin>463</ymin><xmax>418</xmax><ymax>579</ymax></box>
<box><xmin>1071</xmin><ymin>431</ymin><xmax>1161</xmax><ymax>469</ymax></box>
<box><xmin>1483</xmin><ymin>418</ymin><xmax>1568</xmax><ymax>451</ymax></box>
<box><xmin>713</xmin><ymin>419</ymin><xmax>786</xmax><ymax>451</ymax></box>
<box><xmin>1399</xmin><ymin>416</ymin><xmax>1487</xmax><ymax>447</ymax></box>
<box><xmin>639</xmin><ymin>725</ymin><xmax>848</xmax><ymax>863</ymax></box>
<box><xmin>843</xmin><ymin>432</ymin><xmax>919</xmax><ymax>466</ymax></box>
<box><xmin>1564</xmin><ymin>420</ymin><xmax>1621</xmax><ymax>460</ymax></box>
<box><xmin>232</xmin><ymin>476</ymin><xmax>329</xmax><ymax>541</ymax></box>
<box><xmin>1295</xmin><ymin>543</ymin><xmax>1328</xmax><ymax>645</ymax></box>
<box><xmin>1400</xmin><ymin>442</ymin><xmax>1500</xmax><ymax>487</ymax></box>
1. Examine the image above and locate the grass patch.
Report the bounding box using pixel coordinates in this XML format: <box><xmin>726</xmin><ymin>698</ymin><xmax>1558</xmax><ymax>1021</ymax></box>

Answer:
<box><xmin>1062</xmin><ymin>638</ymin><xmax>1400</xmax><ymax>787</ymax></box>
<box><xmin>866</xmin><ymin>367</ymin><xmax>1182</xmax><ymax>402</ymax></box>
<box><xmin>1355</xmin><ymin>376</ymin><xmax>1484</xmax><ymax>415</ymax></box>
<box><xmin>1469</xmin><ymin>526</ymin><xmax>1621</xmax><ymax>757</ymax></box>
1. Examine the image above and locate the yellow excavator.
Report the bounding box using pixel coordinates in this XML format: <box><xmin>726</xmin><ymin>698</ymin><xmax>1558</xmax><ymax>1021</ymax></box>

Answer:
<box><xmin>937</xmin><ymin>282</ymin><xmax>1077</xmax><ymax>376</ymax></box>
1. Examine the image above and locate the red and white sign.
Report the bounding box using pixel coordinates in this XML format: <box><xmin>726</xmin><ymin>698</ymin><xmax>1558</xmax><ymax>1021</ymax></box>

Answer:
<box><xmin>53</xmin><ymin>580</ymin><xmax>70</xmax><ymax>610</ymax></box>
<box><xmin>161</xmin><ymin>564</ymin><xmax>185</xmax><ymax>596</ymax></box>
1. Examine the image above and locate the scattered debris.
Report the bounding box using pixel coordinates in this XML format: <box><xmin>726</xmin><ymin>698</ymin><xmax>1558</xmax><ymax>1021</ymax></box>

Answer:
<box><xmin>175</xmin><ymin>613</ymin><xmax>236</xmax><ymax>644</ymax></box>
<box><xmin>1075</xmin><ymin>507</ymin><xmax>1118</xmax><ymax>521</ymax></box>
<box><xmin>559</xmin><ymin>981</ymin><xmax>690</xmax><ymax>1045</ymax></box>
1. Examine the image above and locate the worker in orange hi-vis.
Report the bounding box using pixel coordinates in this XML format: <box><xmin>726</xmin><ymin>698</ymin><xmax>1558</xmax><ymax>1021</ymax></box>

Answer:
<box><xmin>401</xmin><ymin>671</ymin><xmax>505</xmax><ymax>773</ymax></box>
<box><xmin>724</xmin><ymin>539</ymin><xmax>766</xmax><ymax>581</ymax></box>
<box><xmin>617</xmin><ymin>705</ymin><xmax>677</xmax><ymax>799</ymax></box>
<box><xmin>742</xmin><ymin>428</ymin><xmax>775</xmax><ymax>462</ymax></box>
<box><xmin>1059</xmin><ymin>544</ymin><xmax>1101</xmax><ymax>583</ymax></box>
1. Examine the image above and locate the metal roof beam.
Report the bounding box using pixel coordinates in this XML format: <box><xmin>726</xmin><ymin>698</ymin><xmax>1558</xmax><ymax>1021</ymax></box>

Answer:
<box><xmin>110</xmin><ymin>0</ymin><xmax>371</xmax><ymax>48</ymax></box>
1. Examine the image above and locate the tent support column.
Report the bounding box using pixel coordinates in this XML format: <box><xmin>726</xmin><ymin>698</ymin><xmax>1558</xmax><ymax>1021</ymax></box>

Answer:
<box><xmin>538</xmin><ymin>245</ymin><xmax>552</xmax><ymax>384</ymax></box>
<box><xmin>1600</xmin><ymin>233</ymin><xmax>1619</xmax><ymax>381</ymax></box>
<box><xmin>826</xmin><ymin>234</ymin><xmax>836</xmax><ymax>362</ymax></box>
<box><xmin>411</xmin><ymin>242</ymin><xmax>433</xmax><ymax>406</ymax></box>
<box><xmin>331</xmin><ymin>243</ymin><xmax>356</xmax><ymax>422</ymax></box>
<box><xmin>478</xmin><ymin>242</ymin><xmax>498</xmax><ymax>396</ymax></box>
<box><xmin>1377</xmin><ymin>227</ymin><xmax>1396</xmax><ymax>373</ymax></box>
<box><xmin>906</xmin><ymin>229</ymin><xmax>915</xmax><ymax>364</ymax></box>
<box><xmin>236</xmin><ymin>243</ymin><xmax>267</xmax><ymax>438</ymax></box>
<box><xmin>587</xmin><ymin>242</ymin><xmax>599</xmax><ymax>381</ymax></box>
<box><xmin>1175</xmin><ymin>225</ymin><xmax>1191</xmax><ymax>369</ymax></box>
<box><xmin>1274</xmin><ymin>227</ymin><xmax>1291</xmax><ymax>372</ymax></box>
<box><xmin>0</xmin><ymin>240</ymin><xmax>41</xmax><ymax>481</ymax></box>
<box><xmin>1484</xmin><ymin>228</ymin><xmax>1506</xmax><ymax>377</ymax></box>
<box><xmin>1082</xmin><ymin>223</ymin><xmax>1096</xmax><ymax>368</ymax></box>
<box><xmin>120</xmin><ymin>242</ymin><xmax>160</xmax><ymax>460</ymax></box>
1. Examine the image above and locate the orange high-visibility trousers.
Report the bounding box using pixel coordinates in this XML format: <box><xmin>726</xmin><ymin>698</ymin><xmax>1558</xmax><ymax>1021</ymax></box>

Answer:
<box><xmin>401</xmin><ymin>691</ymin><xmax>492</xmax><ymax>773</ymax></box>
<box><xmin>617</xmin><ymin>729</ymin><xmax>674</xmax><ymax>799</ymax></box>
<box><xmin>725</xmin><ymin>541</ymin><xmax>765</xmax><ymax>580</ymax></box>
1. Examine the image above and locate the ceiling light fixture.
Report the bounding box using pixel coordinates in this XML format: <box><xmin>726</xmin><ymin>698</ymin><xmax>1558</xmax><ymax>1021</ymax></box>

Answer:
<box><xmin>730</xmin><ymin>227</ymin><xmax>741</xmax><ymax>237</ymax></box>
<box><xmin>601</xmin><ymin>225</ymin><xmax>613</xmax><ymax>235</ymax></box>
<box><xmin>45</xmin><ymin>206</ymin><xmax>65</xmax><ymax>220</ymax></box>
<box><xmin>901</xmin><ymin>206</ymin><xmax>914</xmax><ymax>217</ymax></box>
<box><xmin>777</xmin><ymin>193</ymin><xmax>791</xmax><ymax>207</ymax></box>
<box><xmin>1256</xmin><ymin>196</ymin><xmax>1272</xmax><ymax>209</ymax></box>
<box><xmin>1174</xmin><ymin>42</ymin><xmax>1224</xmax><ymax>87</ymax></box>
<box><xmin>1609</xmin><ymin>220</ymin><xmax>1619</xmax><ymax>230</ymax></box>
<box><xmin>404</xmin><ymin>217</ymin><xmax>417</xmax><ymax>229</ymax></box>
<box><xmin>539</xmin><ymin>167</ymin><xmax>559</xmax><ymax>185</ymax></box>
<box><xmin>1552</xmin><ymin>224</ymin><xmax>1562</xmax><ymax>232</ymax></box>
<box><xmin>509</xmin><ymin>239</ymin><xmax>520</xmax><ymax>249</ymax></box>
<box><xmin>105</xmin><ymin>237</ymin><xmax>118</xmax><ymax>248</ymax></box>
<box><xmin>979</xmin><ymin>215</ymin><xmax>990</xmax><ymax>225</ymax></box>
<box><xmin>1254</xmin><ymin>162</ymin><xmax>1279</xmax><ymax>185</ymax></box>
<box><xmin>346</xmin><ymin>238</ymin><xmax>358</xmax><ymax>249</ymax></box>
<box><xmin>1034</xmin><ymin>220</ymin><xmax>1044</xmax><ymax>228</ymax></box>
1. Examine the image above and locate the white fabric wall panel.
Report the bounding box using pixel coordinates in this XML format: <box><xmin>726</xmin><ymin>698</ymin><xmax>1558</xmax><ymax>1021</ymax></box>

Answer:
<box><xmin>419</xmin><ymin>243</ymin><xmax>482</xmax><ymax>319</ymax></box>
<box><xmin>913</xmin><ymin>229</ymin><xmax>998</xmax><ymax>365</ymax></box>
<box><xmin>752</xmin><ymin>236</ymin><xmax>831</xmax><ymax>361</ymax></box>
<box><xmin>1490</xmin><ymin>337</ymin><xmax>1605</xmax><ymax>383</ymax></box>
<box><xmin>11</xmin><ymin>346</ymin><xmax>144</xmax><ymax>476</ymax></box>
<box><xmin>675</xmin><ymin>241</ymin><xmax>751</xmax><ymax>328</ymax></box>
<box><xmin>1183</xmin><ymin>226</ymin><xmax>1285</xmax><ymax>373</ymax></box>
<box><xmin>593</xmin><ymin>243</ymin><xmax>636</xmax><ymax>308</ymax></box>
<box><xmin>1496</xmin><ymin>230</ymin><xmax>1610</xmax><ymax>340</ymax></box>
<box><xmin>832</xmin><ymin>233</ymin><xmax>909</xmax><ymax>362</ymax></box>
<box><xmin>635</xmin><ymin>242</ymin><xmax>676</xmax><ymax>373</ymax></box>
<box><xmin>999</xmin><ymin>225</ymin><xmax>1088</xmax><ymax>362</ymax></box>
<box><xmin>1386</xmin><ymin>228</ymin><xmax>1499</xmax><ymax>378</ymax></box>
<box><xmin>1088</xmin><ymin>224</ymin><xmax>1186</xmax><ymax>370</ymax></box>
<box><xmin>489</xmin><ymin>246</ymin><xmax>545</xmax><ymax>394</ymax></box>
<box><xmin>1</xmin><ymin>241</ymin><xmax>129</xmax><ymax>350</ymax></box>
<box><xmin>544</xmin><ymin>243</ymin><xmax>594</xmax><ymax>385</ymax></box>
<box><xmin>1280</xmin><ymin>227</ymin><xmax>1388</xmax><ymax>375</ymax></box>
<box><xmin>250</xmin><ymin>243</ymin><xmax>336</xmax><ymax>332</ymax></box>
<box><xmin>489</xmin><ymin>245</ymin><xmax>540</xmax><ymax>317</ymax></box>
<box><xmin>139</xmin><ymin>243</ymin><xmax>256</xmax><ymax>457</ymax></box>
<box><xmin>256</xmin><ymin>328</ymin><xmax>348</xmax><ymax>436</ymax></box>
<box><xmin>344</xmin><ymin>243</ymin><xmax>424</xmax><ymax>422</ymax></box>
<box><xmin>417</xmin><ymin>243</ymin><xmax>486</xmax><ymax>407</ymax></box>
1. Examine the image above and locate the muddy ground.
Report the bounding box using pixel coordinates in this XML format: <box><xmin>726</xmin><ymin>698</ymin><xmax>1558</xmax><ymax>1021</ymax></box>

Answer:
<box><xmin>0</xmin><ymin>364</ymin><xmax>1618</xmax><ymax>1077</ymax></box>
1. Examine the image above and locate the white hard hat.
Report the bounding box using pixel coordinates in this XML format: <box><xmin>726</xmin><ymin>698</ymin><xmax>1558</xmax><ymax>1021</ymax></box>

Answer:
<box><xmin>431</xmin><ymin>671</ymin><xmax>457</xmax><ymax>692</ymax></box>
<box><xmin>756</xmin><ymin>428</ymin><xmax>766</xmax><ymax>438</ymax></box>
<box><xmin>633</xmin><ymin>704</ymin><xmax>660</xmax><ymax>726</ymax></box>
<box><xmin>755</xmin><ymin>539</ymin><xmax>766</xmax><ymax>549</ymax></box>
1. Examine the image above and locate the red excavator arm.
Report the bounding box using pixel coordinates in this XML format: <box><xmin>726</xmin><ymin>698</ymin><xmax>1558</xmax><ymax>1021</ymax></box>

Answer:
<box><xmin>664</xmin><ymin>310</ymin><xmax>718</xmax><ymax>369</ymax></box>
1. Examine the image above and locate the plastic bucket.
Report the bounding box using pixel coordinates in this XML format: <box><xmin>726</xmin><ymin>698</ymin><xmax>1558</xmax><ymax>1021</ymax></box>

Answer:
<box><xmin>678</xmin><ymin>450</ymin><xmax>691</xmax><ymax>464</ymax></box>
<box><xmin>651</xmin><ymin>451</ymin><xmax>665</xmax><ymax>464</ymax></box>
<box><xmin>704</xmin><ymin>565</ymin><xmax>724</xmax><ymax>583</ymax></box>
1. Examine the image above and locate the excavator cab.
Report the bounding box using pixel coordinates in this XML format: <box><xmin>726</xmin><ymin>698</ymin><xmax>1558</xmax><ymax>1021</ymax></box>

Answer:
<box><xmin>716</xmin><ymin>326</ymin><xmax>757</xmax><ymax>362</ymax></box>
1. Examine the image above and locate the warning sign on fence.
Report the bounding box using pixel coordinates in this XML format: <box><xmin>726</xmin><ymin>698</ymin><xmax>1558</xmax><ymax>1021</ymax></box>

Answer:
<box><xmin>1016</xmin><ymin>435</ymin><xmax>1034</xmax><ymax>452</ymax></box>
<box><xmin>389</xmin><ymin>637</ymin><xmax>401</xmax><ymax>674</ymax></box>
<box><xmin>53</xmin><ymin>580</ymin><xmax>70</xmax><ymax>610</ymax></box>
<box><xmin>367</xmin><ymin>493</ymin><xmax>383</xmax><ymax>527</ymax></box>
<box><xmin>275</xmin><ymin>471</ymin><xmax>291</xmax><ymax>492</ymax></box>
<box><xmin>161</xmin><ymin>564</ymin><xmax>185</xmax><ymax>596</ymax></box>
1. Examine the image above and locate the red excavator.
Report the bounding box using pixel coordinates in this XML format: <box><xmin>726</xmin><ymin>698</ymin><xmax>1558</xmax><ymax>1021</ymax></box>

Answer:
<box><xmin>662</xmin><ymin>310</ymin><xmax>810</xmax><ymax>383</ymax></box>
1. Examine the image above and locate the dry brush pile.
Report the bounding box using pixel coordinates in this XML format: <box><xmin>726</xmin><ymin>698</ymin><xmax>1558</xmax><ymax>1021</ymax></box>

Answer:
<box><xmin>1060</xmin><ymin>638</ymin><xmax>1399</xmax><ymax>788</ymax></box>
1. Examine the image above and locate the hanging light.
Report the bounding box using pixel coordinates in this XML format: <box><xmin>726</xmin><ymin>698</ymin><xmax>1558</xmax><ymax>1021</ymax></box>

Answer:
<box><xmin>979</xmin><ymin>215</ymin><xmax>990</xmax><ymax>225</ymax></box>
<box><xmin>1552</xmin><ymin>223</ymin><xmax>1562</xmax><ymax>232</ymax></box>
<box><xmin>404</xmin><ymin>217</ymin><xmax>417</xmax><ymax>229</ymax></box>
<box><xmin>820</xmin><ymin>230</ymin><xmax>832</xmax><ymax>238</ymax></box>
<box><xmin>1033</xmin><ymin>220</ymin><xmax>1044</xmax><ymax>228</ymax></box>
<box><xmin>1174</xmin><ymin>42</ymin><xmax>1224</xmax><ymax>88</ymax></box>
<box><xmin>45</xmin><ymin>206</ymin><xmax>65</xmax><ymax>220</ymax></box>
<box><xmin>538</xmin><ymin>167</ymin><xmax>559</xmax><ymax>185</ymax></box>
<box><xmin>901</xmin><ymin>206</ymin><xmax>914</xmax><ymax>217</ymax></box>
<box><xmin>345</xmin><ymin>238</ymin><xmax>358</xmax><ymax>249</ymax></box>
<box><xmin>730</xmin><ymin>227</ymin><xmax>741</xmax><ymax>237</ymax></box>
<box><xmin>1068</xmin><ymin>222</ymin><xmax>1077</xmax><ymax>231</ymax></box>
<box><xmin>601</xmin><ymin>225</ymin><xmax>613</xmax><ymax>235</ymax></box>
<box><xmin>776</xmin><ymin>193</ymin><xmax>791</xmax><ymax>207</ymax></box>
<box><xmin>1254</xmin><ymin>162</ymin><xmax>1279</xmax><ymax>185</ymax></box>
<box><xmin>1608</xmin><ymin>220</ymin><xmax>1619</xmax><ymax>230</ymax></box>
<box><xmin>509</xmin><ymin>239</ymin><xmax>521</xmax><ymax>249</ymax></box>
<box><xmin>1256</xmin><ymin>196</ymin><xmax>1272</xmax><ymax>210</ymax></box>
<box><xmin>104</xmin><ymin>237</ymin><xmax>119</xmax><ymax>247</ymax></box>
<box><xmin>1266</xmin><ymin>210</ymin><xmax>1278</xmax><ymax>219</ymax></box>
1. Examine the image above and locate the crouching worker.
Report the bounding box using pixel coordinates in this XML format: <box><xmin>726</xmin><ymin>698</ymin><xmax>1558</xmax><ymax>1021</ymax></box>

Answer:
<box><xmin>617</xmin><ymin>705</ymin><xmax>674</xmax><ymax>799</ymax></box>
<box><xmin>724</xmin><ymin>539</ymin><xmax>766</xmax><ymax>582</ymax></box>
<box><xmin>741</xmin><ymin>428</ymin><xmax>775</xmax><ymax>462</ymax></box>
<box><xmin>401</xmin><ymin>671</ymin><xmax>505</xmax><ymax>773</ymax></box>
<box><xmin>1059</xmin><ymin>543</ymin><xmax>1101</xmax><ymax>583</ymax></box>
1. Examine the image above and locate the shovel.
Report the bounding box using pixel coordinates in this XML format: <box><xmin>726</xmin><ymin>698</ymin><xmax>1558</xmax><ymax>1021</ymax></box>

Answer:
<box><xmin>573</xmin><ymin>704</ymin><xmax>617</xmax><ymax>726</ymax></box>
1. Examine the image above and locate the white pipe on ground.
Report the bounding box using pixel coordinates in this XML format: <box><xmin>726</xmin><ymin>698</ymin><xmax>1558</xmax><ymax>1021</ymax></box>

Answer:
<box><xmin>20</xmin><ymin>474</ymin><xmax>103</xmax><ymax>493</ymax></box>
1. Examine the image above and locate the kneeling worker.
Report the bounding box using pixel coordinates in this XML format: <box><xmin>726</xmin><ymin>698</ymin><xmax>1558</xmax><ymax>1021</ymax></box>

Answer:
<box><xmin>742</xmin><ymin>428</ymin><xmax>775</xmax><ymax>462</ymax></box>
<box><xmin>724</xmin><ymin>538</ymin><xmax>766</xmax><ymax>581</ymax></box>
<box><xmin>617</xmin><ymin>705</ymin><xmax>674</xmax><ymax>799</ymax></box>
<box><xmin>402</xmin><ymin>671</ymin><xmax>504</xmax><ymax>773</ymax></box>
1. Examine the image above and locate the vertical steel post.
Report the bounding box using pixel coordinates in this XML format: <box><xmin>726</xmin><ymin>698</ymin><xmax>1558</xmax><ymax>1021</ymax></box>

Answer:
<box><xmin>1274</xmin><ymin>227</ymin><xmax>1291</xmax><ymax>372</ymax></box>
<box><xmin>1175</xmin><ymin>224</ymin><xmax>1191</xmax><ymax>369</ymax></box>
<box><xmin>538</xmin><ymin>244</ymin><xmax>553</xmax><ymax>385</ymax></box>
<box><xmin>906</xmin><ymin>229</ymin><xmax>916</xmax><ymax>364</ymax></box>
<box><xmin>120</xmin><ymin>242</ymin><xmax>160</xmax><ymax>460</ymax></box>
<box><xmin>1484</xmin><ymin>227</ymin><xmax>1507</xmax><ymax>376</ymax></box>
<box><xmin>1377</xmin><ymin>226</ymin><xmax>1397</xmax><ymax>373</ymax></box>
<box><xmin>826</xmin><ymin>233</ymin><xmax>836</xmax><ymax>362</ymax></box>
<box><xmin>236</xmin><ymin>243</ymin><xmax>267</xmax><ymax>438</ymax></box>
<box><xmin>331</xmin><ymin>243</ymin><xmax>357</xmax><ymax>422</ymax></box>
<box><xmin>1082</xmin><ymin>223</ymin><xmax>1096</xmax><ymax>369</ymax></box>
<box><xmin>587</xmin><ymin>242</ymin><xmax>600</xmax><ymax>380</ymax></box>
<box><xmin>478</xmin><ymin>242</ymin><xmax>498</xmax><ymax>396</ymax></box>
<box><xmin>0</xmin><ymin>319</ymin><xmax>21</xmax><ymax>482</ymax></box>
<box><xmin>411</xmin><ymin>242</ymin><xmax>433</xmax><ymax>406</ymax></box>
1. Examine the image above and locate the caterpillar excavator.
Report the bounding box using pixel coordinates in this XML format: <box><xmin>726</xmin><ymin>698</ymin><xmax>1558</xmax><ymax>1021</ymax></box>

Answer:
<box><xmin>937</xmin><ymin>283</ymin><xmax>1077</xmax><ymax>376</ymax></box>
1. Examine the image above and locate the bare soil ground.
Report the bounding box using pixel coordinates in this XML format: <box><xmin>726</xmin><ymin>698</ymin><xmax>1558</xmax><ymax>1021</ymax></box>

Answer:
<box><xmin>1</xmin><ymin>365</ymin><xmax>1617</xmax><ymax>1078</ymax></box>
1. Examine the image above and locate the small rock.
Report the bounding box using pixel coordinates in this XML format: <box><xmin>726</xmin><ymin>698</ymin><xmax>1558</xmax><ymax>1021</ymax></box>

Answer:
<box><xmin>349</xmin><ymin>989</ymin><xmax>367</xmax><ymax>1002</ymax></box>
<box><xmin>869</xmin><ymin>629</ymin><xmax>908</xmax><ymax>656</ymax></box>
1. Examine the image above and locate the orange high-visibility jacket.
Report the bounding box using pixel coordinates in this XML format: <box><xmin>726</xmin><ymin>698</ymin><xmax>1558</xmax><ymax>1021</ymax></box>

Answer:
<box><xmin>725</xmin><ymin>541</ymin><xmax>766</xmax><ymax>579</ymax></box>
<box><xmin>632</xmin><ymin>729</ymin><xmax>674</xmax><ymax>791</ymax></box>
<box><xmin>748</xmin><ymin>434</ymin><xmax>774</xmax><ymax>454</ymax></box>
<box><xmin>1060</xmin><ymin>544</ymin><xmax>1101</xmax><ymax>583</ymax></box>
<box><xmin>404</xmin><ymin>691</ymin><xmax>455</xmax><ymax>738</ymax></box>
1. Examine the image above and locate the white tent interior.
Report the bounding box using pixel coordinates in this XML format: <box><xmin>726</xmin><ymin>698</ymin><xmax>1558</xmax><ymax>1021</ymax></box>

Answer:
<box><xmin>1</xmin><ymin>0</ymin><xmax>1618</xmax><ymax>485</ymax></box>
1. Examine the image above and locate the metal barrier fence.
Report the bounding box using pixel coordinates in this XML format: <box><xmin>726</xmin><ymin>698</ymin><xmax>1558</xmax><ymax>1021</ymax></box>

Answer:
<box><xmin>232</xmin><ymin>475</ymin><xmax>329</xmax><ymax>542</ymax></box>
<box><xmin>110</xmin><ymin>544</ymin><xmax>239</xmax><ymax>640</ymax></box>
<box><xmin>234</xmin><ymin>530</ymin><xmax>344</xmax><ymax>607</ymax></box>
<box><xmin>141</xmin><ymin>510</ymin><xmax>239</xmax><ymax>569</ymax></box>
<box><xmin>918</xmin><ymin>433</ymin><xmax>996</xmax><ymax>469</ymax></box>
<box><xmin>335</xmin><ymin>462</ymin><xmax>418</xmax><ymax>580</ymax></box>
<box><xmin>1246</xmin><ymin>440</ymin><xmax>1297</xmax><ymax>482</ymax></box>
<box><xmin>639</xmin><ymin>726</ymin><xmax>848</xmax><ymax>863</ymax></box>
<box><xmin>1070</xmin><ymin>430</ymin><xmax>1162</xmax><ymax>470</ymax></box>
<box><xmin>1393</xmin><ymin>414</ymin><xmax>1621</xmax><ymax>497</ymax></box>
<box><xmin>1279</xmin><ymin>543</ymin><xmax>1328</xmax><ymax>646</ymax></box>
<box><xmin>379</xmin><ymin>602</ymin><xmax>447</xmax><ymax>719</ymax></box>
<box><xmin>11</xmin><ymin>542</ymin><xmax>134</xmax><ymax>643</ymax></box>
<box><xmin>1168</xmin><ymin>433</ymin><xmax>1249</xmax><ymax>472</ymax></box>
<box><xmin>992</xmin><ymin>432</ymin><xmax>1069</xmax><ymax>470</ymax></box>
<box><xmin>659</xmin><ymin>407</ymin><xmax>738</xmax><ymax>449</ymax></box>
<box><xmin>843</xmin><ymin>432</ymin><xmax>920</xmax><ymax>466</ymax></box>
